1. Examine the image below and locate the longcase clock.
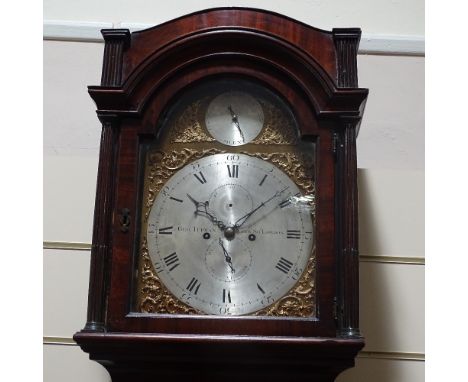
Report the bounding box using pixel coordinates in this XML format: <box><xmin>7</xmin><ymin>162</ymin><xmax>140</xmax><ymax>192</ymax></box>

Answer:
<box><xmin>74</xmin><ymin>8</ymin><xmax>369</xmax><ymax>381</ymax></box>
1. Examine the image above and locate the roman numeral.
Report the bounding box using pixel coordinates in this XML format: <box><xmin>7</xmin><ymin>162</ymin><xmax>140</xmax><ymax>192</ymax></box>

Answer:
<box><xmin>257</xmin><ymin>283</ymin><xmax>265</xmax><ymax>294</ymax></box>
<box><xmin>227</xmin><ymin>164</ymin><xmax>239</xmax><ymax>178</ymax></box>
<box><xmin>186</xmin><ymin>277</ymin><xmax>201</xmax><ymax>294</ymax></box>
<box><xmin>169</xmin><ymin>196</ymin><xmax>183</xmax><ymax>203</ymax></box>
<box><xmin>158</xmin><ymin>226</ymin><xmax>173</xmax><ymax>235</ymax></box>
<box><xmin>223</xmin><ymin>289</ymin><xmax>232</xmax><ymax>303</ymax></box>
<box><xmin>193</xmin><ymin>171</ymin><xmax>207</xmax><ymax>184</ymax></box>
<box><xmin>276</xmin><ymin>257</ymin><xmax>293</xmax><ymax>274</ymax></box>
<box><xmin>287</xmin><ymin>230</ymin><xmax>301</xmax><ymax>239</ymax></box>
<box><xmin>163</xmin><ymin>252</ymin><xmax>180</xmax><ymax>271</ymax></box>
<box><xmin>259</xmin><ymin>174</ymin><xmax>268</xmax><ymax>186</ymax></box>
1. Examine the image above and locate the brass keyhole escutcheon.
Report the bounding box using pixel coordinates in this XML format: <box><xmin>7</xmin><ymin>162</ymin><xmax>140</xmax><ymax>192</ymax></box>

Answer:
<box><xmin>119</xmin><ymin>208</ymin><xmax>131</xmax><ymax>233</ymax></box>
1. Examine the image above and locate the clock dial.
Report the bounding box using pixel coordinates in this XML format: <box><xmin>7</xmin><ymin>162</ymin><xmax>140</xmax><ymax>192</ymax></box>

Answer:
<box><xmin>205</xmin><ymin>91</ymin><xmax>264</xmax><ymax>146</ymax></box>
<box><xmin>147</xmin><ymin>153</ymin><xmax>314</xmax><ymax>315</ymax></box>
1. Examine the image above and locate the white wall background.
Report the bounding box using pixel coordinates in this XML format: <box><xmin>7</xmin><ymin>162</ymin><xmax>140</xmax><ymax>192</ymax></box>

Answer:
<box><xmin>43</xmin><ymin>1</ymin><xmax>425</xmax><ymax>381</ymax></box>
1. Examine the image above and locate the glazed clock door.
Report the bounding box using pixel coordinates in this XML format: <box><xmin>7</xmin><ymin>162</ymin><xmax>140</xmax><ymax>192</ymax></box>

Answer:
<box><xmin>133</xmin><ymin>77</ymin><xmax>318</xmax><ymax>320</ymax></box>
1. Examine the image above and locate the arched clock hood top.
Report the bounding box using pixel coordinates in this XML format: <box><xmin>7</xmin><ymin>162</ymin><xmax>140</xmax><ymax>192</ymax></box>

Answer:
<box><xmin>88</xmin><ymin>7</ymin><xmax>368</xmax><ymax>123</ymax></box>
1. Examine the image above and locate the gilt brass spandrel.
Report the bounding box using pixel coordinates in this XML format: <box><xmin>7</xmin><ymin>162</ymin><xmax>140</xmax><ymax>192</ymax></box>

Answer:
<box><xmin>252</xmin><ymin>99</ymin><xmax>299</xmax><ymax>145</ymax></box>
<box><xmin>168</xmin><ymin>98</ymin><xmax>215</xmax><ymax>143</ymax></box>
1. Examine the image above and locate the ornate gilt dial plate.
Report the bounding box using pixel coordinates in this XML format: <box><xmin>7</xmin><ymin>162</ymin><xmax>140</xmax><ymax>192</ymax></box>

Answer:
<box><xmin>135</xmin><ymin>77</ymin><xmax>316</xmax><ymax>317</ymax></box>
<box><xmin>146</xmin><ymin>153</ymin><xmax>313</xmax><ymax>315</ymax></box>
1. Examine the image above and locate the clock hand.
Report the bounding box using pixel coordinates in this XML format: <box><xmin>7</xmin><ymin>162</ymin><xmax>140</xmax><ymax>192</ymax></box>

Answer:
<box><xmin>228</xmin><ymin>105</ymin><xmax>245</xmax><ymax>143</ymax></box>
<box><xmin>187</xmin><ymin>193</ymin><xmax>227</xmax><ymax>230</ymax></box>
<box><xmin>186</xmin><ymin>193</ymin><xmax>203</xmax><ymax>207</ymax></box>
<box><xmin>234</xmin><ymin>186</ymin><xmax>289</xmax><ymax>229</ymax></box>
<box><xmin>218</xmin><ymin>238</ymin><xmax>235</xmax><ymax>273</ymax></box>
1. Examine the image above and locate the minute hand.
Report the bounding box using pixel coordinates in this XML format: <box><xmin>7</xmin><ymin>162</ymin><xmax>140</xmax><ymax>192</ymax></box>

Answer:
<box><xmin>234</xmin><ymin>187</ymin><xmax>289</xmax><ymax>229</ymax></box>
<box><xmin>228</xmin><ymin>105</ymin><xmax>245</xmax><ymax>143</ymax></box>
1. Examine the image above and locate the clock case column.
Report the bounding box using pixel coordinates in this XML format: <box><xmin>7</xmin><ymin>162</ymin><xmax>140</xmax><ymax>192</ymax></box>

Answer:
<box><xmin>332</xmin><ymin>28</ymin><xmax>365</xmax><ymax>338</ymax></box>
<box><xmin>81</xmin><ymin>29</ymin><xmax>130</xmax><ymax>332</ymax></box>
<box><xmin>74</xmin><ymin>8</ymin><xmax>369</xmax><ymax>381</ymax></box>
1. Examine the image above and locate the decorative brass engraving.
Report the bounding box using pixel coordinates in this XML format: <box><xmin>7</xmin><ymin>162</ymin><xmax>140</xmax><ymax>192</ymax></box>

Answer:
<box><xmin>169</xmin><ymin>99</ymin><xmax>215</xmax><ymax>143</ymax></box>
<box><xmin>137</xmin><ymin>148</ymin><xmax>316</xmax><ymax>317</ymax></box>
<box><xmin>252</xmin><ymin>100</ymin><xmax>299</xmax><ymax>145</ymax></box>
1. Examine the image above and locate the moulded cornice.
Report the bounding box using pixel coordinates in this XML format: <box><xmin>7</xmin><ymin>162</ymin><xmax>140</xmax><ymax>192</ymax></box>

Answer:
<box><xmin>88</xmin><ymin>28</ymin><xmax>367</xmax><ymax>120</ymax></box>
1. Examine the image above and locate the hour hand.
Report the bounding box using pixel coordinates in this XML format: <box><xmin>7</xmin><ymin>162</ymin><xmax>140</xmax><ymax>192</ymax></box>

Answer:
<box><xmin>228</xmin><ymin>105</ymin><xmax>237</xmax><ymax>120</ymax></box>
<box><xmin>187</xmin><ymin>193</ymin><xmax>227</xmax><ymax>230</ymax></box>
<box><xmin>219</xmin><ymin>238</ymin><xmax>235</xmax><ymax>273</ymax></box>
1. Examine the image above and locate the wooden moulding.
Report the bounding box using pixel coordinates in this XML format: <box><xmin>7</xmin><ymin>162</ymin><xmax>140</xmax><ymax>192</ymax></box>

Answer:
<box><xmin>74</xmin><ymin>332</ymin><xmax>364</xmax><ymax>382</ymax></box>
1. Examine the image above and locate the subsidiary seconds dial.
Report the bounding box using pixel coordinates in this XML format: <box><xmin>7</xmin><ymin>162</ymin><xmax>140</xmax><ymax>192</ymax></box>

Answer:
<box><xmin>205</xmin><ymin>91</ymin><xmax>264</xmax><ymax>146</ymax></box>
<box><xmin>147</xmin><ymin>154</ymin><xmax>314</xmax><ymax>315</ymax></box>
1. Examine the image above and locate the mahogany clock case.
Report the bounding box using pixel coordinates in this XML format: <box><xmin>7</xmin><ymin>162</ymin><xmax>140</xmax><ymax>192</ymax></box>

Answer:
<box><xmin>74</xmin><ymin>7</ymin><xmax>368</xmax><ymax>381</ymax></box>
